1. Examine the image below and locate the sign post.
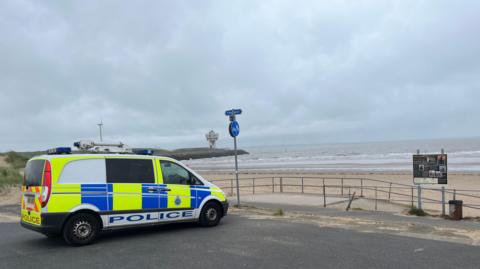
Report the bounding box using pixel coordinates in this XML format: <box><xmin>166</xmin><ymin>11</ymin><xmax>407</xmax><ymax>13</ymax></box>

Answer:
<box><xmin>413</xmin><ymin>149</ymin><xmax>448</xmax><ymax>210</ymax></box>
<box><xmin>225</xmin><ymin>109</ymin><xmax>242</xmax><ymax>207</ymax></box>
<box><xmin>413</xmin><ymin>150</ymin><xmax>448</xmax><ymax>185</ymax></box>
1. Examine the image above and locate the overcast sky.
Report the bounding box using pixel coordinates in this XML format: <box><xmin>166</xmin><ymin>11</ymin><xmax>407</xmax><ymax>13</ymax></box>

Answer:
<box><xmin>1</xmin><ymin>1</ymin><xmax>479</xmax><ymax>151</ymax></box>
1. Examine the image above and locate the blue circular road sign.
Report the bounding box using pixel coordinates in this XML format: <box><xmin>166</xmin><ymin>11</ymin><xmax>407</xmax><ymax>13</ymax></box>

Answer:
<box><xmin>229</xmin><ymin>121</ymin><xmax>240</xmax><ymax>137</ymax></box>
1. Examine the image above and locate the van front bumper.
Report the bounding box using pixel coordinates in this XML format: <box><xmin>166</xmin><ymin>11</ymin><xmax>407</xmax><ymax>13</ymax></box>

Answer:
<box><xmin>21</xmin><ymin>213</ymin><xmax>68</xmax><ymax>235</ymax></box>
<box><xmin>221</xmin><ymin>201</ymin><xmax>229</xmax><ymax>216</ymax></box>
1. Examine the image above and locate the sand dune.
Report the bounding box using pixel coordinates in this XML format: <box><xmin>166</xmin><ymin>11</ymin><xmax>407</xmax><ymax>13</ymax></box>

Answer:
<box><xmin>0</xmin><ymin>156</ymin><xmax>8</xmax><ymax>168</ymax></box>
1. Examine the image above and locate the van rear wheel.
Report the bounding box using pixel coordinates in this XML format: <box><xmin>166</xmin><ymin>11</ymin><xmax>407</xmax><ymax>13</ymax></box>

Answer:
<box><xmin>62</xmin><ymin>213</ymin><xmax>99</xmax><ymax>246</ymax></box>
<box><xmin>199</xmin><ymin>202</ymin><xmax>221</xmax><ymax>227</ymax></box>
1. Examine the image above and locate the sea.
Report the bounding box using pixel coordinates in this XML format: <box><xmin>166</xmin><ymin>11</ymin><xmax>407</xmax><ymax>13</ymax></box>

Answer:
<box><xmin>183</xmin><ymin>137</ymin><xmax>480</xmax><ymax>173</ymax></box>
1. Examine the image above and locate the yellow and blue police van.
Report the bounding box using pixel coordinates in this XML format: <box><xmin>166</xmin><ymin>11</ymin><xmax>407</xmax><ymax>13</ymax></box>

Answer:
<box><xmin>21</xmin><ymin>146</ymin><xmax>228</xmax><ymax>246</ymax></box>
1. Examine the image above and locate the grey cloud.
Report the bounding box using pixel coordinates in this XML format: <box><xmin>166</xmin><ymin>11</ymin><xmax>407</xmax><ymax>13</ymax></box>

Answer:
<box><xmin>1</xmin><ymin>0</ymin><xmax>479</xmax><ymax>151</ymax></box>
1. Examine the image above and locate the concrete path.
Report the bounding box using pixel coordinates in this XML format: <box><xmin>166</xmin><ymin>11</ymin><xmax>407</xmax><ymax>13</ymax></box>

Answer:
<box><xmin>239</xmin><ymin>193</ymin><xmax>349</xmax><ymax>207</ymax></box>
<box><xmin>243</xmin><ymin>201</ymin><xmax>480</xmax><ymax>228</ymax></box>
<box><xmin>236</xmin><ymin>196</ymin><xmax>480</xmax><ymax>246</ymax></box>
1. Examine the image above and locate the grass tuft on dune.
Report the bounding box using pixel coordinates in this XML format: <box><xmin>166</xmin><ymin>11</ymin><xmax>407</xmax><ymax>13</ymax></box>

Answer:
<box><xmin>0</xmin><ymin>167</ymin><xmax>22</xmax><ymax>190</ymax></box>
<box><xmin>4</xmin><ymin>151</ymin><xmax>28</xmax><ymax>169</ymax></box>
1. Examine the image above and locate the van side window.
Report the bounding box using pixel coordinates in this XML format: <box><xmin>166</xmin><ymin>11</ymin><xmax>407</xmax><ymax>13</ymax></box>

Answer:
<box><xmin>161</xmin><ymin>161</ymin><xmax>193</xmax><ymax>185</ymax></box>
<box><xmin>58</xmin><ymin>159</ymin><xmax>106</xmax><ymax>184</ymax></box>
<box><xmin>106</xmin><ymin>159</ymin><xmax>155</xmax><ymax>184</ymax></box>
<box><xmin>191</xmin><ymin>175</ymin><xmax>204</xmax><ymax>186</ymax></box>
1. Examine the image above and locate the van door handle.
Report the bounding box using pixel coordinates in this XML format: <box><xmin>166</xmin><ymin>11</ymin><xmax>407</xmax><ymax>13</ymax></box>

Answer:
<box><xmin>147</xmin><ymin>187</ymin><xmax>158</xmax><ymax>193</ymax></box>
<box><xmin>159</xmin><ymin>188</ymin><xmax>171</xmax><ymax>192</ymax></box>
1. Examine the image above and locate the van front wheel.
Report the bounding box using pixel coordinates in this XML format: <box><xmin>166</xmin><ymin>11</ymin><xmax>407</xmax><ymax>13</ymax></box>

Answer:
<box><xmin>199</xmin><ymin>202</ymin><xmax>221</xmax><ymax>227</ymax></box>
<box><xmin>62</xmin><ymin>213</ymin><xmax>99</xmax><ymax>246</ymax></box>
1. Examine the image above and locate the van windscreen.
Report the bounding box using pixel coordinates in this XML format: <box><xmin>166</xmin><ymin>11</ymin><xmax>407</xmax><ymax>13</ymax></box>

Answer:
<box><xmin>24</xmin><ymin>160</ymin><xmax>45</xmax><ymax>187</ymax></box>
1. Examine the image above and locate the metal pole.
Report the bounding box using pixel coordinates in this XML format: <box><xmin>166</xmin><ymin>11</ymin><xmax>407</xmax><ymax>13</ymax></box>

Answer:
<box><xmin>411</xmin><ymin>186</ymin><xmax>414</xmax><ymax>207</ymax></box>
<box><xmin>323</xmin><ymin>180</ymin><xmax>326</xmax><ymax>207</ymax></box>
<box><xmin>388</xmin><ymin>183</ymin><xmax>392</xmax><ymax>202</ymax></box>
<box><xmin>441</xmin><ymin>186</ymin><xmax>445</xmax><ymax>217</ymax></box>
<box><xmin>98</xmin><ymin>122</ymin><xmax>103</xmax><ymax>142</ymax></box>
<box><xmin>341</xmin><ymin>178</ymin><xmax>344</xmax><ymax>196</ymax></box>
<box><xmin>280</xmin><ymin>177</ymin><xmax>283</xmax><ymax>193</ymax></box>
<box><xmin>417</xmin><ymin>185</ymin><xmax>422</xmax><ymax>210</ymax></box>
<box><xmin>301</xmin><ymin>177</ymin><xmax>304</xmax><ymax>194</ymax></box>
<box><xmin>234</xmin><ymin>136</ymin><xmax>240</xmax><ymax>207</ymax></box>
<box><xmin>272</xmin><ymin>177</ymin><xmax>274</xmax><ymax>193</ymax></box>
<box><xmin>453</xmin><ymin>189</ymin><xmax>456</xmax><ymax>200</ymax></box>
<box><xmin>375</xmin><ymin>187</ymin><xmax>378</xmax><ymax>211</ymax></box>
<box><xmin>252</xmin><ymin>178</ymin><xmax>255</xmax><ymax>194</ymax></box>
<box><xmin>346</xmin><ymin>192</ymin><xmax>356</xmax><ymax>211</ymax></box>
<box><xmin>360</xmin><ymin>179</ymin><xmax>364</xmax><ymax>197</ymax></box>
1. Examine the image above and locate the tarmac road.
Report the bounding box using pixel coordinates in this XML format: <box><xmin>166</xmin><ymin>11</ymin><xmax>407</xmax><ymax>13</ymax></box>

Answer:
<box><xmin>1</xmin><ymin>214</ymin><xmax>479</xmax><ymax>269</ymax></box>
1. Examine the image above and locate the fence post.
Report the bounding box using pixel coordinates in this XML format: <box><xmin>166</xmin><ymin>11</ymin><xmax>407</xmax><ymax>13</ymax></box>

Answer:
<box><xmin>346</xmin><ymin>192</ymin><xmax>356</xmax><ymax>211</ymax></box>
<box><xmin>252</xmin><ymin>178</ymin><xmax>255</xmax><ymax>195</ymax></box>
<box><xmin>411</xmin><ymin>186</ymin><xmax>414</xmax><ymax>207</ymax></box>
<box><xmin>323</xmin><ymin>178</ymin><xmax>325</xmax><ymax>196</ymax></box>
<box><xmin>441</xmin><ymin>186</ymin><xmax>445</xmax><ymax>217</ymax></box>
<box><xmin>417</xmin><ymin>185</ymin><xmax>422</xmax><ymax>210</ymax></box>
<box><xmin>272</xmin><ymin>177</ymin><xmax>274</xmax><ymax>193</ymax></box>
<box><xmin>388</xmin><ymin>183</ymin><xmax>392</xmax><ymax>202</ymax></box>
<box><xmin>280</xmin><ymin>177</ymin><xmax>283</xmax><ymax>193</ymax></box>
<box><xmin>453</xmin><ymin>189</ymin><xmax>456</xmax><ymax>200</ymax></box>
<box><xmin>341</xmin><ymin>178</ymin><xmax>344</xmax><ymax>197</ymax></box>
<box><xmin>375</xmin><ymin>187</ymin><xmax>378</xmax><ymax>211</ymax></box>
<box><xmin>323</xmin><ymin>180</ymin><xmax>326</xmax><ymax>207</ymax></box>
<box><xmin>301</xmin><ymin>177</ymin><xmax>304</xmax><ymax>194</ymax></box>
<box><xmin>360</xmin><ymin>178</ymin><xmax>364</xmax><ymax>197</ymax></box>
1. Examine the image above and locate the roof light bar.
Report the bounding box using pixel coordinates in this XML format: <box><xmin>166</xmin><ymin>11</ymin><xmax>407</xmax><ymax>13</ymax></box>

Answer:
<box><xmin>133</xmin><ymin>149</ymin><xmax>154</xmax><ymax>155</ymax></box>
<box><xmin>47</xmin><ymin>147</ymin><xmax>72</xmax><ymax>155</ymax></box>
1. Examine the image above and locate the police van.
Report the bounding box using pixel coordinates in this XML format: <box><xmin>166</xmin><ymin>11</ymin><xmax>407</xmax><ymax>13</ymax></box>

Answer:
<box><xmin>21</xmin><ymin>144</ymin><xmax>228</xmax><ymax>246</ymax></box>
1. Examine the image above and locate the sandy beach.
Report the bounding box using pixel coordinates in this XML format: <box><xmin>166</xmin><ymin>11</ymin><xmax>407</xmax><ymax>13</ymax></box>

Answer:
<box><xmin>198</xmin><ymin>170</ymin><xmax>480</xmax><ymax>217</ymax></box>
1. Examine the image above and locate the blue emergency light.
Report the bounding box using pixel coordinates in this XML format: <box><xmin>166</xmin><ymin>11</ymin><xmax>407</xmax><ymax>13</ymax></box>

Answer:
<box><xmin>47</xmin><ymin>147</ymin><xmax>72</xmax><ymax>155</ymax></box>
<box><xmin>133</xmin><ymin>149</ymin><xmax>154</xmax><ymax>155</ymax></box>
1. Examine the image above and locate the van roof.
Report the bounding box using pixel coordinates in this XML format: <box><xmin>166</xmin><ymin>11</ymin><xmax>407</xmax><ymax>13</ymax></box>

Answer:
<box><xmin>31</xmin><ymin>154</ymin><xmax>178</xmax><ymax>162</ymax></box>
